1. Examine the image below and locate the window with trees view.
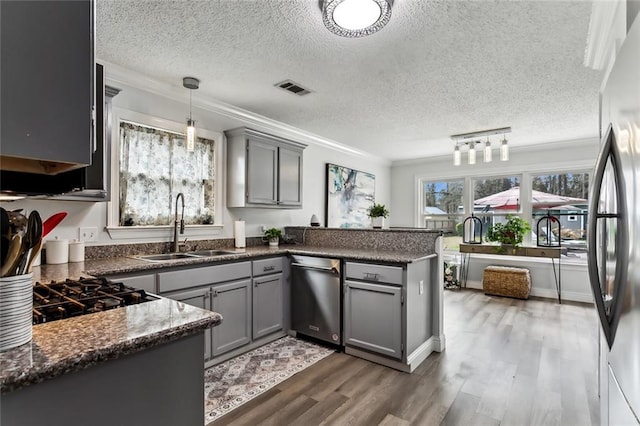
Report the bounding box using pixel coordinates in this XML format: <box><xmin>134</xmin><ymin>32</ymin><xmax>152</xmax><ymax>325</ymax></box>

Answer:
<box><xmin>530</xmin><ymin>172</ymin><xmax>589</xmax><ymax>258</ymax></box>
<box><xmin>419</xmin><ymin>171</ymin><xmax>589</xmax><ymax>261</ymax></box>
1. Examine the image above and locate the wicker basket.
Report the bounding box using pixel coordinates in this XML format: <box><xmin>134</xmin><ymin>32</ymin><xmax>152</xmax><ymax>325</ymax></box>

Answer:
<box><xmin>482</xmin><ymin>266</ymin><xmax>531</xmax><ymax>299</ymax></box>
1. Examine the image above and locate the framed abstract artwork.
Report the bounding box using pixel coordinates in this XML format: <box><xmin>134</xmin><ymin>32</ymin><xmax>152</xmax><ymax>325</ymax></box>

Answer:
<box><xmin>325</xmin><ymin>163</ymin><xmax>375</xmax><ymax>228</ymax></box>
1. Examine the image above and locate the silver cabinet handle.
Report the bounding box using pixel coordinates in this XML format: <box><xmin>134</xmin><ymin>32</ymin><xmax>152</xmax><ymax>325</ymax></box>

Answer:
<box><xmin>263</xmin><ymin>265</ymin><xmax>275</xmax><ymax>272</ymax></box>
<box><xmin>364</xmin><ymin>272</ymin><xmax>380</xmax><ymax>281</ymax></box>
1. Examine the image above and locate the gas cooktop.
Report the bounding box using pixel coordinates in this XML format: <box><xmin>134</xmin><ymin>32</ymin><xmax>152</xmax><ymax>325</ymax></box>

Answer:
<box><xmin>33</xmin><ymin>277</ymin><xmax>156</xmax><ymax>324</ymax></box>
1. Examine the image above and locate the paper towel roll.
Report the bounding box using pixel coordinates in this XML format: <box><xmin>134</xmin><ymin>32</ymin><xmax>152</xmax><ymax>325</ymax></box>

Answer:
<box><xmin>234</xmin><ymin>221</ymin><xmax>246</xmax><ymax>248</ymax></box>
<box><xmin>46</xmin><ymin>239</ymin><xmax>69</xmax><ymax>264</ymax></box>
<box><xmin>69</xmin><ymin>241</ymin><xmax>85</xmax><ymax>263</ymax></box>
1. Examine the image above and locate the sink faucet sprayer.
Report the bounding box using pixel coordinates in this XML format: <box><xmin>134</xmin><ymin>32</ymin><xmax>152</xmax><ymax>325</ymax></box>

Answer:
<box><xmin>173</xmin><ymin>193</ymin><xmax>185</xmax><ymax>252</ymax></box>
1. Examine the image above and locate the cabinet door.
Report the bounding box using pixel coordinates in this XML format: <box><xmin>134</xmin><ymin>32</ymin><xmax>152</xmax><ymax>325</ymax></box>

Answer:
<box><xmin>212</xmin><ymin>279</ymin><xmax>252</xmax><ymax>356</ymax></box>
<box><xmin>169</xmin><ymin>287</ymin><xmax>212</xmax><ymax>360</ymax></box>
<box><xmin>344</xmin><ymin>280</ymin><xmax>403</xmax><ymax>359</ymax></box>
<box><xmin>246</xmin><ymin>138</ymin><xmax>278</xmax><ymax>205</ymax></box>
<box><xmin>112</xmin><ymin>274</ymin><xmax>156</xmax><ymax>294</ymax></box>
<box><xmin>1</xmin><ymin>0</ymin><xmax>93</xmax><ymax>172</ymax></box>
<box><xmin>278</xmin><ymin>146</ymin><xmax>303</xmax><ymax>206</ymax></box>
<box><xmin>252</xmin><ymin>273</ymin><xmax>283</xmax><ymax>340</ymax></box>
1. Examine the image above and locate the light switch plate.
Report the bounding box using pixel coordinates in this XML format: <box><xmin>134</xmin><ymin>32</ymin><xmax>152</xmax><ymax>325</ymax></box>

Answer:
<box><xmin>419</xmin><ymin>280</ymin><xmax>424</xmax><ymax>295</ymax></box>
<box><xmin>79</xmin><ymin>227</ymin><xmax>98</xmax><ymax>242</ymax></box>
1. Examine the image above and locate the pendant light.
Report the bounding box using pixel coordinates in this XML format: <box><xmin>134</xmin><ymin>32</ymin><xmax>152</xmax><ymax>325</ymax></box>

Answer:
<box><xmin>500</xmin><ymin>134</ymin><xmax>509</xmax><ymax>161</ymax></box>
<box><xmin>468</xmin><ymin>142</ymin><xmax>476</xmax><ymax>165</ymax></box>
<box><xmin>183</xmin><ymin>77</ymin><xmax>199</xmax><ymax>152</ymax></box>
<box><xmin>453</xmin><ymin>143</ymin><xmax>461</xmax><ymax>166</ymax></box>
<box><xmin>484</xmin><ymin>137</ymin><xmax>492</xmax><ymax>163</ymax></box>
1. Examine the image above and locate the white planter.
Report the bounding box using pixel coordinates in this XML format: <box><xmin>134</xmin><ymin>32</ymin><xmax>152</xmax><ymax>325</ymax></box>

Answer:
<box><xmin>268</xmin><ymin>238</ymin><xmax>279</xmax><ymax>248</ymax></box>
<box><xmin>372</xmin><ymin>217</ymin><xmax>385</xmax><ymax>229</ymax></box>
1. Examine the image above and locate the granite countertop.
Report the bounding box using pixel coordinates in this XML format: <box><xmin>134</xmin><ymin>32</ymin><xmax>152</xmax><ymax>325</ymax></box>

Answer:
<box><xmin>0</xmin><ymin>297</ymin><xmax>222</xmax><ymax>394</ymax></box>
<box><xmin>77</xmin><ymin>245</ymin><xmax>436</xmax><ymax>277</ymax></box>
<box><xmin>1</xmin><ymin>244</ymin><xmax>434</xmax><ymax>394</ymax></box>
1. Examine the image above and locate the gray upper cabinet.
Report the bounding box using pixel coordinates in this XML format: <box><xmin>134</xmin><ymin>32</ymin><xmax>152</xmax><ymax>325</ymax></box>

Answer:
<box><xmin>277</xmin><ymin>146</ymin><xmax>303</xmax><ymax>206</ymax></box>
<box><xmin>226</xmin><ymin>127</ymin><xmax>306</xmax><ymax>208</ymax></box>
<box><xmin>0</xmin><ymin>0</ymin><xmax>94</xmax><ymax>175</ymax></box>
<box><xmin>246</xmin><ymin>138</ymin><xmax>278</xmax><ymax>204</ymax></box>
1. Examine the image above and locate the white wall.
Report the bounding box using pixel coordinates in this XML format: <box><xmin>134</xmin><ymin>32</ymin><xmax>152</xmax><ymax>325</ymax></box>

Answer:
<box><xmin>390</xmin><ymin>138</ymin><xmax>600</xmax><ymax>302</ymax></box>
<box><xmin>389</xmin><ymin>138</ymin><xmax>600</xmax><ymax>227</ymax></box>
<box><xmin>1</xmin><ymin>67</ymin><xmax>390</xmax><ymax>245</ymax></box>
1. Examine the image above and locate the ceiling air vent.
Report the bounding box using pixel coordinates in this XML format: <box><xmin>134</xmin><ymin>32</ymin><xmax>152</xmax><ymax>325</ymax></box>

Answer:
<box><xmin>275</xmin><ymin>80</ymin><xmax>312</xmax><ymax>96</ymax></box>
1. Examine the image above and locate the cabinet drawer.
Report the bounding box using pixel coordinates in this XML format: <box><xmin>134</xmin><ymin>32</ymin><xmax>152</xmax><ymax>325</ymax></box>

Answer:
<box><xmin>115</xmin><ymin>274</ymin><xmax>157</xmax><ymax>294</ymax></box>
<box><xmin>158</xmin><ymin>261</ymin><xmax>252</xmax><ymax>293</ymax></box>
<box><xmin>252</xmin><ymin>257</ymin><xmax>284</xmax><ymax>277</ymax></box>
<box><xmin>525</xmin><ymin>247</ymin><xmax>561</xmax><ymax>258</ymax></box>
<box><xmin>345</xmin><ymin>262</ymin><xmax>403</xmax><ymax>285</ymax></box>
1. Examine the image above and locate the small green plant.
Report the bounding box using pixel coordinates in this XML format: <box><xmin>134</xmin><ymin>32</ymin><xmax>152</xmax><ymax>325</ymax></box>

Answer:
<box><xmin>485</xmin><ymin>215</ymin><xmax>531</xmax><ymax>247</ymax></box>
<box><xmin>263</xmin><ymin>227</ymin><xmax>282</xmax><ymax>240</ymax></box>
<box><xmin>367</xmin><ymin>203</ymin><xmax>389</xmax><ymax>218</ymax></box>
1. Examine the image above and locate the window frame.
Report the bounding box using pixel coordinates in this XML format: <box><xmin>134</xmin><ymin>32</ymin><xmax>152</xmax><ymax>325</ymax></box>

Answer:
<box><xmin>415</xmin><ymin>166</ymin><xmax>592</xmax><ymax>264</ymax></box>
<box><xmin>106</xmin><ymin>108</ymin><xmax>225</xmax><ymax>241</ymax></box>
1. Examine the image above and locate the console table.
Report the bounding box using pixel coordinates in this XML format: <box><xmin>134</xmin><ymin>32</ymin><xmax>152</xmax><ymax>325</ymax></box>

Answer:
<box><xmin>459</xmin><ymin>243</ymin><xmax>562</xmax><ymax>303</ymax></box>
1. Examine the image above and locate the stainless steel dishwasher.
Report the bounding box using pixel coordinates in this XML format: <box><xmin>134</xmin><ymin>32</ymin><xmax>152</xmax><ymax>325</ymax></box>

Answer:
<box><xmin>290</xmin><ymin>255</ymin><xmax>342</xmax><ymax>345</ymax></box>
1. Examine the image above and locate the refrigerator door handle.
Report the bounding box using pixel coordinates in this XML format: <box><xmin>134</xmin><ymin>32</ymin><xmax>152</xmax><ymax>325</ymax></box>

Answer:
<box><xmin>587</xmin><ymin>124</ymin><xmax>629</xmax><ymax>348</ymax></box>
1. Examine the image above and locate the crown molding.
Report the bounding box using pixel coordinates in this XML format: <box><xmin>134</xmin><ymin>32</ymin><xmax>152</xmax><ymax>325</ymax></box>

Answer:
<box><xmin>99</xmin><ymin>60</ymin><xmax>391</xmax><ymax>166</ymax></box>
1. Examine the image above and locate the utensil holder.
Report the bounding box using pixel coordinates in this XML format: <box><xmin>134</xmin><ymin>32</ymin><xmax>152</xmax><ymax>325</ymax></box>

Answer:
<box><xmin>0</xmin><ymin>272</ymin><xmax>33</xmax><ymax>351</ymax></box>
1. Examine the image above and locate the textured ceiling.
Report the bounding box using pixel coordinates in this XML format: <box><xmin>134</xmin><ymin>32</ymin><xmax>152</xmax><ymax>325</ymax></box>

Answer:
<box><xmin>96</xmin><ymin>0</ymin><xmax>603</xmax><ymax>161</ymax></box>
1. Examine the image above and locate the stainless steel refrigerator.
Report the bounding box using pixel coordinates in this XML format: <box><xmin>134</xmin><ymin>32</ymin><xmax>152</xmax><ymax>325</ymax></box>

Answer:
<box><xmin>588</xmin><ymin>14</ymin><xmax>640</xmax><ymax>426</ymax></box>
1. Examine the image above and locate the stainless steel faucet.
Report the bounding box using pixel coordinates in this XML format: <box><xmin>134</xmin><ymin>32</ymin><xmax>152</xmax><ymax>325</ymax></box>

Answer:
<box><xmin>173</xmin><ymin>192</ymin><xmax>185</xmax><ymax>252</ymax></box>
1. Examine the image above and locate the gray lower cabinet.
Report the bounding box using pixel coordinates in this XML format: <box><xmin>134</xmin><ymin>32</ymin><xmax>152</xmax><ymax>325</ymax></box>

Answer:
<box><xmin>112</xmin><ymin>273</ymin><xmax>156</xmax><ymax>293</ymax></box>
<box><xmin>212</xmin><ymin>279</ymin><xmax>252</xmax><ymax>356</ymax></box>
<box><xmin>252</xmin><ymin>273</ymin><xmax>284</xmax><ymax>340</ymax></box>
<box><xmin>344</xmin><ymin>280</ymin><xmax>403</xmax><ymax>360</ymax></box>
<box><xmin>169</xmin><ymin>287</ymin><xmax>213</xmax><ymax>360</ymax></box>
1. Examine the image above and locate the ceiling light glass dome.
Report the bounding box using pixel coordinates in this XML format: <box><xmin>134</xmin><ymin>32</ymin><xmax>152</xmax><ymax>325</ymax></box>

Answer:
<box><xmin>322</xmin><ymin>0</ymin><xmax>393</xmax><ymax>38</ymax></box>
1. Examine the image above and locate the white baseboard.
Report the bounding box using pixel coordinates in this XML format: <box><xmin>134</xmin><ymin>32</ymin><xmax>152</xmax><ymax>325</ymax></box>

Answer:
<box><xmin>345</xmin><ymin>337</ymin><xmax>437</xmax><ymax>373</ymax></box>
<box><xmin>463</xmin><ymin>280</ymin><xmax>593</xmax><ymax>304</ymax></box>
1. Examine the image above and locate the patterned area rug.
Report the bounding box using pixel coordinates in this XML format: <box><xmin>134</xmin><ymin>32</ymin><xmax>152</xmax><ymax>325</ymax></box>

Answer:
<box><xmin>204</xmin><ymin>336</ymin><xmax>335</xmax><ymax>424</ymax></box>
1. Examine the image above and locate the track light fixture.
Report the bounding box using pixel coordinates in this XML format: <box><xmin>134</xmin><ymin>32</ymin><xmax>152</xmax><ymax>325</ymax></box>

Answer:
<box><xmin>450</xmin><ymin>127</ymin><xmax>511</xmax><ymax>166</ymax></box>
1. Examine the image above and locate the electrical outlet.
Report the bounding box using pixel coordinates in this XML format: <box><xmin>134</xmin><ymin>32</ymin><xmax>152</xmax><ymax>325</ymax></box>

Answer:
<box><xmin>79</xmin><ymin>227</ymin><xmax>98</xmax><ymax>242</ymax></box>
<box><xmin>260</xmin><ymin>225</ymin><xmax>266</xmax><ymax>233</ymax></box>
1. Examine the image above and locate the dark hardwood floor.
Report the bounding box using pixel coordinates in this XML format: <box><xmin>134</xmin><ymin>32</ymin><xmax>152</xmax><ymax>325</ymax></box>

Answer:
<box><xmin>210</xmin><ymin>289</ymin><xmax>600</xmax><ymax>426</ymax></box>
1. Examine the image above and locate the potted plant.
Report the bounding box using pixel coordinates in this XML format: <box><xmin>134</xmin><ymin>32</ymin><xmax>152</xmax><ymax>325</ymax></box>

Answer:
<box><xmin>485</xmin><ymin>214</ymin><xmax>531</xmax><ymax>253</ymax></box>
<box><xmin>367</xmin><ymin>203</ymin><xmax>390</xmax><ymax>229</ymax></box>
<box><xmin>264</xmin><ymin>227</ymin><xmax>282</xmax><ymax>248</ymax></box>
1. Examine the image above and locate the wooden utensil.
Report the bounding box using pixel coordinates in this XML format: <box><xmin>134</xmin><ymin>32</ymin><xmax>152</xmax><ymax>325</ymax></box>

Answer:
<box><xmin>42</xmin><ymin>212</ymin><xmax>67</xmax><ymax>237</ymax></box>
<box><xmin>1</xmin><ymin>234</ymin><xmax>22</xmax><ymax>277</ymax></box>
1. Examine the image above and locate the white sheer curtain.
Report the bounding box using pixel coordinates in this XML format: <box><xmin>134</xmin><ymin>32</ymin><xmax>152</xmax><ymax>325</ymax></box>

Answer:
<box><xmin>119</xmin><ymin>121</ymin><xmax>215</xmax><ymax>226</ymax></box>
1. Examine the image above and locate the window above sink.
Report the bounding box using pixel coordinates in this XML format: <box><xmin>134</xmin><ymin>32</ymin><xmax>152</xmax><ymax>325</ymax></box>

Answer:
<box><xmin>105</xmin><ymin>109</ymin><xmax>225</xmax><ymax>242</ymax></box>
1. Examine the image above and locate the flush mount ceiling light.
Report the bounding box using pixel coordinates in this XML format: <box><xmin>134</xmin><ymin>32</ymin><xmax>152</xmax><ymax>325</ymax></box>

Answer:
<box><xmin>321</xmin><ymin>0</ymin><xmax>393</xmax><ymax>38</ymax></box>
<box><xmin>451</xmin><ymin>127</ymin><xmax>511</xmax><ymax>166</ymax></box>
<box><xmin>183</xmin><ymin>76</ymin><xmax>199</xmax><ymax>152</ymax></box>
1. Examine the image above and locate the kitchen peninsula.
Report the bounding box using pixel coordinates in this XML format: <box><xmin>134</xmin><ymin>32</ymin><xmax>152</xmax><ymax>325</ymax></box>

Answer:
<box><xmin>0</xmin><ymin>263</ymin><xmax>221</xmax><ymax>426</ymax></box>
<box><xmin>1</xmin><ymin>227</ymin><xmax>443</xmax><ymax>425</ymax></box>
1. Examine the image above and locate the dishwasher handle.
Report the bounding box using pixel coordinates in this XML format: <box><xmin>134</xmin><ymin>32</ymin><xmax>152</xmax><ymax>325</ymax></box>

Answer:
<box><xmin>291</xmin><ymin>262</ymin><xmax>340</xmax><ymax>275</ymax></box>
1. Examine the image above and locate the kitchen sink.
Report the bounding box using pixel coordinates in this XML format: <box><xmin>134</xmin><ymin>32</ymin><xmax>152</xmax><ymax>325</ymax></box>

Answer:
<box><xmin>133</xmin><ymin>250</ymin><xmax>236</xmax><ymax>262</ymax></box>
<box><xmin>187</xmin><ymin>249</ymin><xmax>236</xmax><ymax>257</ymax></box>
<box><xmin>135</xmin><ymin>253</ymin><xmax>198</xmax><ymax>262</ymax></box>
